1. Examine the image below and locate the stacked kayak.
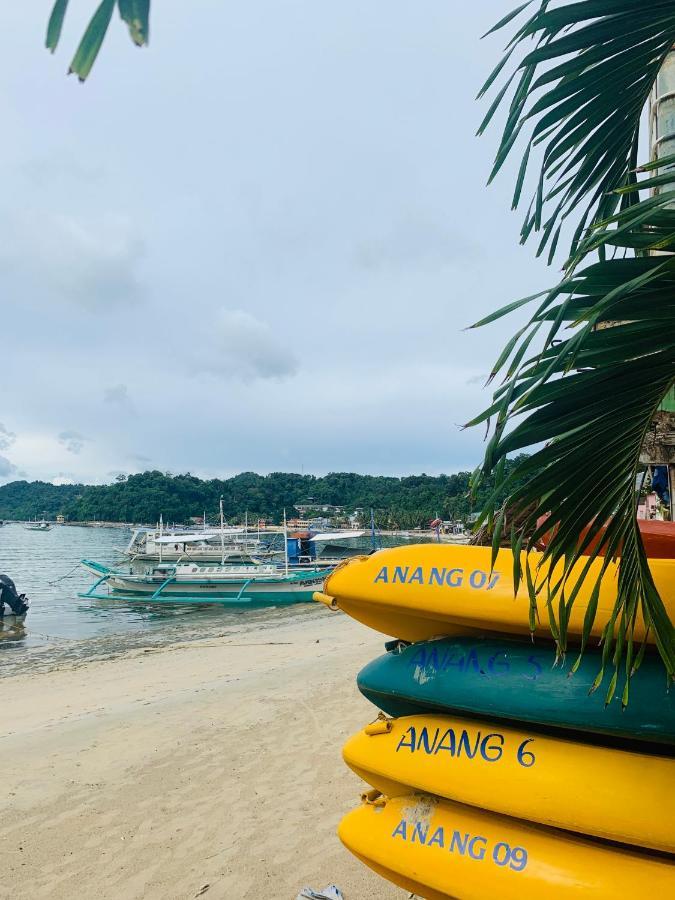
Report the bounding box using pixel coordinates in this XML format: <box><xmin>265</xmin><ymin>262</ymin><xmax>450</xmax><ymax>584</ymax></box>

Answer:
<box><xmin>314</xmin><ymin>545</ymin><xmax>675</xmax><ymax>899</ymax></box>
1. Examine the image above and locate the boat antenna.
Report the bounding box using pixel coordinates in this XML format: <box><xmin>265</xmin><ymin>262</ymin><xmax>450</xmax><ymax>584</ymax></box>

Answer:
<box><xmin>159</xmin><ymin>513</ymin><xmax>163</xmax><ymax>564</ymax></box>
<box><xmin>283</xmin><ymin>508</ymin><xmax>289</xmax><ymax>576</ymax></box>
<box><xmin>220</xmin><ymin>496</ymin><xmax>225</xmax><ymax>565</ymax></box>
<box><xmin>370</xmin><ymin>507</ymin><xmax>378</xmax><ymax>552</ymax></box>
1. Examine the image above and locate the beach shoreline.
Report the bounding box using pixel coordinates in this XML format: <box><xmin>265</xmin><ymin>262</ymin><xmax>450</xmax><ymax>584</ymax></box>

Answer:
<box><xmin>0</xmin><ymin>608</ymin><xmax>403</xmax><ymax>900</ymax></box>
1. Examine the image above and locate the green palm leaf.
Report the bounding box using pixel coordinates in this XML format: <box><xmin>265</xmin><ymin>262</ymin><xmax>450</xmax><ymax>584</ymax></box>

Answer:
<box><xmin>475</xmin><ymin>2</ymin><xmax>675</xmax><ymax>697</ymax></box>
<box><xmin>480</xmin><ymin>0</ymin><xmax>675</xmax><ymax>258</ymax></box>
<box><xmin>46</xmin><ymin>0</ymin><xmax>150</xmax><ymax>80</ymax></box>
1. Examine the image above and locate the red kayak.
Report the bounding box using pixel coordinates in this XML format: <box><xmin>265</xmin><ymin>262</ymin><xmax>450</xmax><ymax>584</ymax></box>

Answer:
<box><xmin>536</xmin><ymin>517</ymin><xmax>675</xmax><ymax>559</ymax></box>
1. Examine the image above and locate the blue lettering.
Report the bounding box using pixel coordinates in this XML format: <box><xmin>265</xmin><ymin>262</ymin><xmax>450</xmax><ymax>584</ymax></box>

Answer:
<box><xmin>428</xmin><ymin>826</ymin><xmax>445</xmax><ymax>848</ymax></box>
<box><xmin>449</xmin><ymin>831</ymin><xmax>469</xmax><ymax>855</ymax></box>
<box><xmin>393</xmin><ymin>566</ymin><xmax>410</xmax><ymax>584</ymax></box>
<box><xmin>435</xmin><ymin>728</ymin><xmax>457</xmax><ymax>755</ymax></box>
<box><xmin>408</xmin><ymin>566</ymin><xmax>424</xmax><ymax>585</ymax></box>
<box><xmin>392</xmin><ymin>820</ymin><xmax>408</xmax><ymax>841</ymax></box>
<box><xmin>457</xmin><ymin>730</ymin><xmax>480</xmax><ymax>759</ymax></box>
<box><xmin>427</xmin><ymin>646</ymin><xmax>440</xmax><ymax>671</ymax></box>
<box><xmin>408</xmin><ymin>647</ymin><xmax>427</xmax><ymax>669</ymax></box>
<box><xmin>480</xmin><ymin>733</ymin><xmax>504</xmax><ymax>762</ymax></box>
<box><xmin>442</xmin><ymin>651</ymin><xmax>464</xmax><ymax>671</ymax></box>
<box><xmin>488</xmin><ymin>653</ymin><xmax>509</xmax><ymax>675</ymax></box>
<box><xmin>417</xmin><ymin>727</ymin><xmax>440</xmax><ymax>754</ymax></box>
<box><xmin>446</xmin><ymin>568</ymin><xmax>463</xmax><ymax>587</ymax></box>
<box><xmin>469</xmin><ymin>570</ymin><xmax>488</xmax><ymax>589</ymax></box>
<box><xmin>429</xmin><ymin>567</ymin><xmax>447</xmax><ymax>586</ymax></box>
<box><xmin>468</xmin><ymin>836</ymin><xmax>488</xmax><ymax>860</ymax></box>
<box><xmin>396</xmin><ymin>726</ymin><xmax>416</xmax><ymax>753</ymax></box>
<box><xmin>464</xmin><ymin>648</ymin><xmax>480</xmax><ymax>674</ymax></box>
<box><xmin>487</xmin><ymin>573</ymin><xmax>500</xmax><ymax>590</ymax></box>
<box><xmin>374</xmin><ymin>567</ymin><xmax>389</xmax><ymax>584</ymax></box>
<box><xmin>412</xmin><ymin>823</ymin><xmax>428</xmax><ymax>844</ymax></box>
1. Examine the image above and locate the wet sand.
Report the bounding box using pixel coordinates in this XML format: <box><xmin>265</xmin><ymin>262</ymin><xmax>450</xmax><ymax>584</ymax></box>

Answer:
<box><xmin>0</xmin><ymin>608</ymin><xmax>404</xmax><ymax>899</ymax></box>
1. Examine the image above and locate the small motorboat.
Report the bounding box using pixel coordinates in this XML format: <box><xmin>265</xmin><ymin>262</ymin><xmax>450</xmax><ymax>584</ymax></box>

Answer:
<box><xmin>0</xmin><ymin>574</ymin><xmax>30</xmax><ymax>625</ymax></box>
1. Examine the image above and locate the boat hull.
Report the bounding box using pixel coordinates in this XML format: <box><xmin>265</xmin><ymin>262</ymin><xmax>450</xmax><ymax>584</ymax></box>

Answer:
<box><xmin>343</xmin><ymin>714</ymin><xmax>675</xmax><ymax>851</ymax></box>
<box><xmin>356</xmin><ymin>637</ymin><xmax>675</xmax><ymax>744</ymax></box>
<box><xmin>339</xmin><ymin>794</ymin><xmax>675</xmax><ymax>900</ymax></box>
<box><xmin>319</xmin><ymin>544</ymin><xmax>675</xmax><ymax>643</ymax></box>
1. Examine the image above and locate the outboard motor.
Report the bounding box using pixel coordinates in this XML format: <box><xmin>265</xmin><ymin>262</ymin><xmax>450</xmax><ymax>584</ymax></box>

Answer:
<box><xmin>0</xmin><ymin>574</ymin><xmax>30</xmax><ymax>617</ymax></box>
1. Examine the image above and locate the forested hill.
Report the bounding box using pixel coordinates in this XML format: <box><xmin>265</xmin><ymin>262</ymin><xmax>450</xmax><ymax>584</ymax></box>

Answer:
<box><xmin>0</xmin><ymin>460</ymin><xmax>529</xmax><ymax>525</ymax></box>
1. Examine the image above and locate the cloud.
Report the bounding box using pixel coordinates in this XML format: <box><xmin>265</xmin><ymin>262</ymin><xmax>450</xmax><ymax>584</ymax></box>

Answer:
<box><xmin>193</xmin><ymin>309</ymin><xmax>298</xmax><ymax>382</ymax></box>
<box><xmin>0</xmin><ymin>455</ymin><xmax>17</xmax><ymax>479</ymax></box>
<box><xmin>0</xmin><ymin>211</ymin><xmax>145</xmax><ymax>311</ymax></box>
<box><xmin>58</xmin><ymin>431</ymin><xmax>89</xmax><ymax>454</ymax></box>
<box><xmin>52</xmin><ymin>473</ymin><xmax>77</xmax><ymax>485</ymax></box>
<box><xmin>0</xmin><ymin>423</ymin><xmax>16</xmax><ymax>451</ymax></box>
<box><xmin>104</xmin><ymin>383</ymin><xmax>135</xmax><ymax>412</ymax></box>
<box><xmin>129</xmin><ymin>453</ymin><xmax>151</xmax><ymax>463</ymax></box>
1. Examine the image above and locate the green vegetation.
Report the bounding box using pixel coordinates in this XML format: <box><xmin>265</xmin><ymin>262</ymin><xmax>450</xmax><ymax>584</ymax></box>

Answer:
<box><xmin>474</xmin><ymin>2</ymin><xmax>675</xmax><ymax>690</ymax></box>
<box><xmin>0</xmin><ymin>458</ymin><xmax>530</xmax><ymax>525</ymax></box>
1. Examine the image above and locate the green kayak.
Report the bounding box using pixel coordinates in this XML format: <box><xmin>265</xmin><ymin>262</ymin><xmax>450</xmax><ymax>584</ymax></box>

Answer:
<box><xmin>357</xmin><ymin>636</ymin><xmax>675</xmax><ymax>746</ymax></box>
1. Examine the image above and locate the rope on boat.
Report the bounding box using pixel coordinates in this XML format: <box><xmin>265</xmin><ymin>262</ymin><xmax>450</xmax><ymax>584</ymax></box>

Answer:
<box><xmin>46</xmin><ymin>563</ymin><xmax>81</xmax><ymax>586</ymax></box>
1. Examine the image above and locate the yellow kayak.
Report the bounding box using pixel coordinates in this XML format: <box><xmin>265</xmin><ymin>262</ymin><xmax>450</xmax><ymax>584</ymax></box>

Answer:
<box><xmin>339</xmin><ymin>793</ymin><xmax>675</xmax><ymax>900</ymax></box>
<box><xmin>316</xmin><ymin>544</ymin><xmax>675</xmax><ymax>642</ymax></box>
<box><xmin>343</xmin><ymin>714</ymin><xmax>675</xmax><ymax>852</ymax></box>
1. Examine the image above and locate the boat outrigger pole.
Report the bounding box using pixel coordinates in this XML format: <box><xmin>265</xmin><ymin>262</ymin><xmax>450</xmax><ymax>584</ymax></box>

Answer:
<box><xmin>220</xmin><ymin>496</ymin><xmax>225</xmax><ymax>565</ymax></box>
<box><xmin>283</xmin><ymin>509</ymin><xmax>289</xmax><ymax>576</ymax></box>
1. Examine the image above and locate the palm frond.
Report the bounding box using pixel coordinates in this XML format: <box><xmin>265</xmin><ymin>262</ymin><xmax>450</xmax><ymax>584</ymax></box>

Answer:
<box><xmin>480</xmin><ymin>1</ymin><xmax>675</xmax><ymax>259</ymax></box>
<box><xmin>470</xmin><ymin>165</ymin><xmax>675</xmax><ymax>695</ymax></box>
<box><xmin>46</xmin><ymin>0</ymin><xmax>150</xmax><ymax>80</ymax></box>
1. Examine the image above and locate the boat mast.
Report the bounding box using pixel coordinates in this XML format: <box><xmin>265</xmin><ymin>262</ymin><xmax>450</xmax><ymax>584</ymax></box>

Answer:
<box><xmin>283</xmin><ymin>509</ymin><xmax>289</xmax><ymax>576</ymax></box>
<box><xmin>159</xmin><ymin>514</ymin><xmax>163</xmax><ymax>564</ymax></box>
<box><xmin>220</xmin><ymin>496</ymin><xmax>225</xmax><ymax>565</ymax></box>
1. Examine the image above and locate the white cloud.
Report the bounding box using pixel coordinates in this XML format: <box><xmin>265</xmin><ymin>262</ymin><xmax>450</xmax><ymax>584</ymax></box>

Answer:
<box><xmin>0</xmin><ymin>423</ymin><xmax>16</xmax><ymax>451</ymax></box>
<box><xmin>0</xmin><ymin>210</ymin><xmax>144</xmax><ymax>311</ymax></box>
<box><xmin>192</xmin><ymin>309</ymin><xmax>298</xmax><ymax>382</ymax></box>
<box><xmin>58</xmin><ymin>430</ymin><xmax>89</xmax><ymax>454</ymax></box>
<box><xmin>0</xmin><ymin>455</ymin><xmax>17</xmax><ymax>480</ymax></box>
<box><xmin>104</xmin><ymin>383</ymin><xmax>135</xmax><ymax>412</ymax></box>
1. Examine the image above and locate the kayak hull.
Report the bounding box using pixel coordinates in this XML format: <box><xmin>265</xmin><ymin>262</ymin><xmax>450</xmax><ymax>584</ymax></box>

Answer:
<box><xmin>338</xmin><ymin>794</ymin><xmax>675</xmax><ymax>900</ymax></box>
<box><xmin>319</xmin><ymin>544</ymin><xmax>675</xmax><ymax>643</ymax></box>
<box><xmin>356</xmin><ymin>636</ymin><xmax>675</xmax><ymax>745</ymax></box>
<box><xmin>343</xmin><ymin>714</ymin><xmax>675</xmax><ymax>851</ymax></box>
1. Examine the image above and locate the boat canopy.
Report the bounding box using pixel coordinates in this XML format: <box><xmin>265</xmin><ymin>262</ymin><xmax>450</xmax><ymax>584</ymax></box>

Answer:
<box><xmin>309</xmin><ymin>530</ymin><xmax>365</xmax><ymax>542</ymax></box>
<box><xmin>152</xmin><ymin>530</ymin><xmax>246</xmax><ymax>544</ymax></box>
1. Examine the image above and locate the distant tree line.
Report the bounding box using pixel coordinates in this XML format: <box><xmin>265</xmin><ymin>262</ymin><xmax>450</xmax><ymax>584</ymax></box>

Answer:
<box><xmin>0</xmin><ymin>458</ymin><xmax>532</xmax><ymax>525</ymax></box>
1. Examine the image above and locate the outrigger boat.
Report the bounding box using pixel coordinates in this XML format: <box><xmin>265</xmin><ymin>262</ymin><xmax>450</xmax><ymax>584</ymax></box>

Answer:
<box><xmin>23</xmin><ymin>520</ymin><xmax>52</xmax><ymax>532</ymax></box>
<box><xmin>79</xmin><ymin>559</ymin><xmax>328</xmax><ymax>605</ymax></box>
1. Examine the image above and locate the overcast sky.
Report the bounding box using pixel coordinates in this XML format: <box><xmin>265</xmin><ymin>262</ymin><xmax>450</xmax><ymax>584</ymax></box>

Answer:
<box><xmin>0</xmin><ymin>1</ymin><xmax>554</xmax><ymax>485</ymax></box>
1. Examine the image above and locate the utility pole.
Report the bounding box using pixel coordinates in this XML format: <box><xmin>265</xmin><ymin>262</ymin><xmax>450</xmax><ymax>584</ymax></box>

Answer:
<box><xmin>644</xmin><ymin>58</ymin><xmax>675</xmax><ymax>519</ymax></box>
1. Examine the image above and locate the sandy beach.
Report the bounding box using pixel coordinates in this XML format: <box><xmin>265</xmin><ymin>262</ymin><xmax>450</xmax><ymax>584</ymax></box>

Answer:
<box><xmin>0</xmin><ymin>608</ymin><xmax>404</xmax><ymax>900</ymax></box>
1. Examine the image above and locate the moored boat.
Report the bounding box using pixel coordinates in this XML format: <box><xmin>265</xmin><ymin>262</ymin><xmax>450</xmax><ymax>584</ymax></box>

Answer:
<box><xmin>79</xmin><ymin>559</ymin><xmax>329</xmax><ymax>605</ymax></box>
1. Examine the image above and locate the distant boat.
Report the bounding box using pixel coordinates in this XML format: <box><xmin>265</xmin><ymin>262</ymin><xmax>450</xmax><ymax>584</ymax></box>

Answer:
<box><xmin>79</xmin><ymin>559</ymin><xmax>329</xmax><ymax>605</ymax></box>
<box><xmin>23</xmin><ymin>520</ymin><xmax>52</xmax><ymax>532</ymax></box>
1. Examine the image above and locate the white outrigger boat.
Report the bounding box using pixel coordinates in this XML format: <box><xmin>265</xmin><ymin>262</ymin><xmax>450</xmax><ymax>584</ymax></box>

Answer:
<box><xmin>23</xmin><ymin>520</ymin><xmax>52</xmax><ymax>532</ymax></box>
<box><xmin>79</xmin><ymin>559</ymin><xmax>328</xmax><ymax>605</ymax></box>
<box><xmin>120</xmin><ymin>528</ymin><xmax>276</xmax><ymax>563</ymax></box>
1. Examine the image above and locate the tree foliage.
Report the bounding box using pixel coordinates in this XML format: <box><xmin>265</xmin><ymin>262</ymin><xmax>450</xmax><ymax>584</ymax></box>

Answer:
<box><xmin>0</xmin><ymin>460</ymin><xmax>531</xmax><ymax>526</ymax></box>
<box><xmin>473</xmin><ymin>0</ymin><xmax>675</xmax><ymax>698</ymax></box>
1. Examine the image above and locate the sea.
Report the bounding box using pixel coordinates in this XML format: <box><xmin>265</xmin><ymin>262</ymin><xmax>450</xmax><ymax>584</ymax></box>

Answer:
<box><xmin>0</xmin><ymin>523</ymin><xmax>435</xmax><ymax>676</ymax></box>
<box><xmin>0</xmin><ymin>524</ymin><xmax>321</xmax><ymax>675</ymax></box>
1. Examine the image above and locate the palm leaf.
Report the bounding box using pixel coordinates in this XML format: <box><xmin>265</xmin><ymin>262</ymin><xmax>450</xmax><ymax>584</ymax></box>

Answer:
<box><xmin>480</xmin><ymin>1</ymin><xmax>675</xmax><ymax>258</ymax></box>
<box><xmin>46</xmin><ymin>0</ymin><xmax>150</xmax><ymax>80</ymax></box>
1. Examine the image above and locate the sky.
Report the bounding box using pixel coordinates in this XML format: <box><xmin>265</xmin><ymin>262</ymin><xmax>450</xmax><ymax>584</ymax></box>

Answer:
<box><xmin>0</xmin><ymin>1</ymin><xmax>555</xmax><ymax>485</ymax></box>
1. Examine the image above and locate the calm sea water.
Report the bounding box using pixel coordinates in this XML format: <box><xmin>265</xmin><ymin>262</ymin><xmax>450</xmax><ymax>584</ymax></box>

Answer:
<box><xmin>0</xmin><ymin>524</ymin><xmax>321</xmax><ymax>674</ymax></box>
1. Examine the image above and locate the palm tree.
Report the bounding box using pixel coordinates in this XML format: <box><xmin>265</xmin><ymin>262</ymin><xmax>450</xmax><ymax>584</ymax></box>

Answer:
<box><xmin>471</xmin><ymin>1</ymin><xmax>675</xmax><ymax>700</ymax></box>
